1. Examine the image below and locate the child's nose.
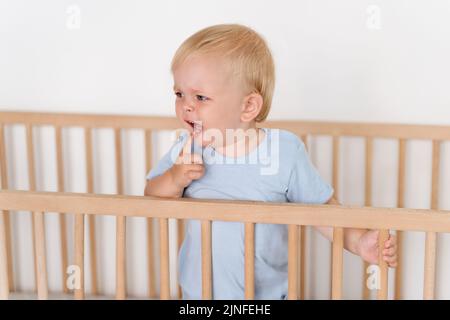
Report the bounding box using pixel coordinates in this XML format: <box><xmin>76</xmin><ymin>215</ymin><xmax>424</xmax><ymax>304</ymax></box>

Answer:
<box><xmin>183</xmin><ymin>102</ymin><xmax>195</xmax><ymax>113</ymax></box>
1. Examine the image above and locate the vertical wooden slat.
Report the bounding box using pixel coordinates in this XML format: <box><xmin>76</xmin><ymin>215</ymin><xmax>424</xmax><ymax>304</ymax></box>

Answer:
<box><xmin>298</xmin><ymin>226</ymin><xmax>306</xmax><ymax>300</ymax></box>
<box><xmin>424</xmin><ymin>232</ymin><xmax>437</xmax><ymax>300</ymax></box>
<box><xmin>84</xmin><ymin>128</ymin><xmax>98</xmax><ymax>296</ymax></box>
<box><xmin>0</xmin><ymin>210</ymin><xmax>9</xmax><ymax>299</ymax></box>
<box><xmin>394</xmin><ymin>139</ymin><xmax>406</xmax><ymax>300</ymax></box>
<box><xmin>33</xmin><ymin>211</ymin><xmax>48</xmax><ymax>300</ymax></box>
<box><xmin>244</xmin><ymin>222</ymin><xmax>255</xmax><ymax>299</ymax></box>
<box><xmin>377</xmin><ymin>230</ymin><xmax>389</xmax><ymax>300</ymax></box>
<box><xmin>299</xmin><ymin>135</ymin><xmax>307</xmax><ymax>300</ymax></box>
<box><xmin>364</xmin><ymin>137</ymin><xmax>373</xmax><ymax>206</ymax></box>
<box><xmin>55</xmin><ymin>126</ymin><xmax>69</xmax><ymax>293</ymax></box>
<box><xmin>299</xmin><ymin>225</ymin><xmax>305</xmax><ymax>300</ymax></box>
<box><xmin>288</xmin><ymin>224</ymin><xmax>299</xmax><ymax>300</ymax></box>
<box><xmin>145</xmin><ymin>129</ymin><xmax>157</xmax><ymax>299</ymax></box>
<box><xmin>430</xmin><ymin>141</ymin><xmax>441</xmax><ymax>210</ymax></box>
<box><xmin>26</xmin><ymin>124</ymin><xmax>48</xmax><ymax>299</ymax></box>
<box><xmin>26</xmin><ymin>124</ymin><xmax>38</xmax><ymax>280</ymax></box>
<box><xmin>74</xmin><ymin>214</ymin><xmax>85</xmax><ymax>300</ymax></box>
<box><xmin>201</xmin><ymin>220</ymin><xmax>212</xmax><ymax>299</ymax></box>
<box><xmin>424</xmin><ymin>140</ymin><xmax>440</xmax><ymax>300</ymax></box>
<box><xmin>177</xmin><ymin>219</ymin><xmax>184</xmax><ymax>299</ymax></box>
<box><xmin>0</xmin><ymin>126</ymin><xmax>7</xmax><ymax>299</ymax></box>
<box><xmin>116</xmin><ymin>215</ymin><xmax>126</xmax><ymax>300</ymax></box>
<box><xmin>0</xmin><ymin>124</ymin><xmax>14</xmax><ymax>291</ymax></box>
<box><xmin>363</xmin><ymin>137</ymin><xmax>373</xmax><ymax>299</ymax></box>
<box><xmin>115</xmin><ymin>129</ymin><xmax>124</xmax><ymax>195</ymax></box>
<box><xmin>173</xmin><ymin>129</ymin><xmax>186</xmax><ymax>299</ymax></box>
<box><xmin>147</xmin><ymin>217</ymin><xmax>156</xmax><ymax>298</ymax></box>
<box><xmin>330</xmin><ymin>136</ymin><xmax>340</xmax><ymax>299</ymax></box>
<box><xmin>114</xmin><ymin>128</ymin><xmax>126</xmax><ymax>300</ymax></box>
<box><xmin>331</xmin><ymin>227</ymin><xmax>344</xmax><ymax>299</ymax></box>
<box><xmin>332</xmin><ymin>136</ymin><xmax>340</xmax><ymax>200</ymax></box>
<box><xmin>159</xmin><ymin>218</ymin><xmax>170</xmax><ymax>300</ymax></box>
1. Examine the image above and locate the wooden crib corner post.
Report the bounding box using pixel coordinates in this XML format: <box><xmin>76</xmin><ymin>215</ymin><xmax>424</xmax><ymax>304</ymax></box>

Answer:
<box><xmin>0</xmin><ymin>210</ymin><xmax>9</xmax><ymax>300</ymax></box>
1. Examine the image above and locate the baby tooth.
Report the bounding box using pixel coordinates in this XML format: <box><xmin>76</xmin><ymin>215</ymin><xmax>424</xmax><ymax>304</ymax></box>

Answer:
<box><xmin>193</xmin><ymin>121</ymin><xmax>202</xmax><ymax>133</ymax></box>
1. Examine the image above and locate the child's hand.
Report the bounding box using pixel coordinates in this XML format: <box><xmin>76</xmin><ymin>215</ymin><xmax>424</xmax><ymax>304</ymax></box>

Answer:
<box><xmin>356</xmin><ymin>230</ymin><xmax>397</xmax><ymax>268</ymax></box>
<box><xmin>169</xmin><ymin>133</ymin><xmax>205</xmax><ymax>189</ymax></box>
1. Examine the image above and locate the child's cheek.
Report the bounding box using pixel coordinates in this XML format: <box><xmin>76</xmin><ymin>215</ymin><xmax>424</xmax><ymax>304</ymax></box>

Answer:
<box><xmin>175</xmin><ymin>103</ymin><xmax>183</xmax><ymax>117</ymax></box>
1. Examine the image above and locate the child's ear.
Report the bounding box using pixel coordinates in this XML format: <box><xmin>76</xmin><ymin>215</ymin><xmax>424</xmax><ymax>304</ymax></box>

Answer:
<box><xmin>240</xmin><ymin>92</ymin><xmax>263</xmax><ymax>123</ymax></box>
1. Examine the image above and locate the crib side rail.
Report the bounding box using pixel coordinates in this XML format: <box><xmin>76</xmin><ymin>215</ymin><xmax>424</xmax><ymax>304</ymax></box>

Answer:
<box><xmin>1</xmin><ymin>190</ymin><xmax>450</xmax><ymax>300</ymax></box>
<box><xmin>1</xmin><ymin>111</ymin><xmax>450</xmax><ymax>300</ymax></box>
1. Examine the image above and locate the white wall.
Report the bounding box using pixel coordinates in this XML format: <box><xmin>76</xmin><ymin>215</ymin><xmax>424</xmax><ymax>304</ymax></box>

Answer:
<box><xmin>1</xmin><ymin>0</ymin><xmax>449</xmax><ymax>299</ymax></box>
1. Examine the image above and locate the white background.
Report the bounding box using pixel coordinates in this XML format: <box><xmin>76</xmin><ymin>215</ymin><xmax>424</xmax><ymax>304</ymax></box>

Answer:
<box><xmin>1</xmin><ymin>0</ymin><xmax>449</xmax><ymax>299</ymax></box>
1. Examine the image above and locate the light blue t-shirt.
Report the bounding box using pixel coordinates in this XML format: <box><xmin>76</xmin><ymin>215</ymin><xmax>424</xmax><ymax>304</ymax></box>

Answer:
<box><xmin>145</xmin><ymin>128</ymin><xmax>334</xmax><ymax>300</ymax></box>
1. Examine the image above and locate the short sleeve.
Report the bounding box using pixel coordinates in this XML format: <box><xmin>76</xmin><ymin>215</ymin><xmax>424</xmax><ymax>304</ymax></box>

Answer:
<box><xmin>145</xmin><ymin>133</ymin><xmax>187</xmax><ymax>181</ymax></box>
<box><xmin>286</xmin><ymin>142</ymin><xmax>334</xmax><ymax>204</ymax></box>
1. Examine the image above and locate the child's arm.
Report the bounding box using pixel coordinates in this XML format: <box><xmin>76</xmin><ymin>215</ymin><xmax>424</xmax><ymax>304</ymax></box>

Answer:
<box><xmin>144</xmin><ymin>134</ymin><xmax>204</xmax><ymax>198</ymax></box>
<box><xmin>314</xmin><ymin>197</ymin><xmax>398</xmax><ymax>267</ymax></box>
<box><xmin>144</xmin><ymin>169</ymin><xmax>187</xmax><ymax>198</ymax></box>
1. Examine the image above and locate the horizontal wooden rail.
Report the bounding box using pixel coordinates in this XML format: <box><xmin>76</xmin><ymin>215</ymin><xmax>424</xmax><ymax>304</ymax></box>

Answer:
<box><xmin>1</xmin><ymin>111</ymin><xmax>450</xmax><ymax>140</ymax></box>
<box><xmin>0</xmin><ymin>112</ymin><xmax>179</xmax><ymax>130</ymax></box>
<box><xmin>264</xmin><ymin>120</ymin><xmax>450</xmax><ymax>140</ymax></box>
<box><xmin>1</xmin><ymin>190</ymin><xmax>450</xmax><ymax>233</ymax></box>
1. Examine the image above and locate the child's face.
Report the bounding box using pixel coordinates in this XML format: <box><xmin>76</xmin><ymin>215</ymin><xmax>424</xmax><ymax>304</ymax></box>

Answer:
<box><xmin>173</xmin><ymin>55</ymin><xmax>249</xmax><ymax>146</ymax></box>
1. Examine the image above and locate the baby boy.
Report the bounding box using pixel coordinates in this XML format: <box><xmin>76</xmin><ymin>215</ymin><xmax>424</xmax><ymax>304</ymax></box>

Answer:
<box><xmin>144</xmin><ymin>24</ymin><xmax>397</xmax><ymax>299</ymax></box>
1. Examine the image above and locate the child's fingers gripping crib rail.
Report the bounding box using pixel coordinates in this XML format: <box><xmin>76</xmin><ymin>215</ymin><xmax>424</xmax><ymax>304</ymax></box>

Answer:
<box><xmin>0</xmin><ymin>111</ymin><xmax>450</xmax><ymax>300</ymax></box>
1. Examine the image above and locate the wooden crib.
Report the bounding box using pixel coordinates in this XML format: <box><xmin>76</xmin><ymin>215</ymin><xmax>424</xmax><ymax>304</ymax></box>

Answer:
<box><xmin>0</xmin><ymin>111</ymin><xmax>449</xmax><ymax>300</ymax></box>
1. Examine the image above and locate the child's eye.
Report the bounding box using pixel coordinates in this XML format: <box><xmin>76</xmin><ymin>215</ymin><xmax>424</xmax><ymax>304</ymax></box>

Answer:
<box><xmin>196</xmin><ymin>95</ymin><xmax>209</xmax><ymax>102</ymax></box>
<box><xmin>175</xmin><ymin>92</ymin><xmax>183</xmax><ymax>98</ymax></box>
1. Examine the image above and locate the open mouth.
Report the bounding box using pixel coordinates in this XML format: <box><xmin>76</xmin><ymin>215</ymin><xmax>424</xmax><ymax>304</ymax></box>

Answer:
<box><xmin>185</xmin><ymin>119</ymin><xmax>202</xmax><ymax>132</ymax></box>
<box><xmin>185</xmin><ymin>120</ymin><xmax>195</xmax><ymax>129</ymax></box>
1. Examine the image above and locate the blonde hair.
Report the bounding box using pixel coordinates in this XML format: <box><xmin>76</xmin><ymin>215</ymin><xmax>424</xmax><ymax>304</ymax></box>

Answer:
<box><xmin>171</xmin><ymin>24</ymin><xmax>275</xmax><ymax>122</ymax></box>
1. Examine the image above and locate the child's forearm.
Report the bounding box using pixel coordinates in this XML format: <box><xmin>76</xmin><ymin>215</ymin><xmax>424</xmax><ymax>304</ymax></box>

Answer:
<box><xmin>144</xmin><ymin>169</ymin><xmax>184</xmax><ymax>198</ymax></box>
<box><xmin>314</xmin><ymin>225</ymin><xmax>366</xmax><ymax>255</ymax></box>
<box><xmin>314</xmin><ymin>196</ymin><xmax>368</xmax><ymax>255</ymax></box>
